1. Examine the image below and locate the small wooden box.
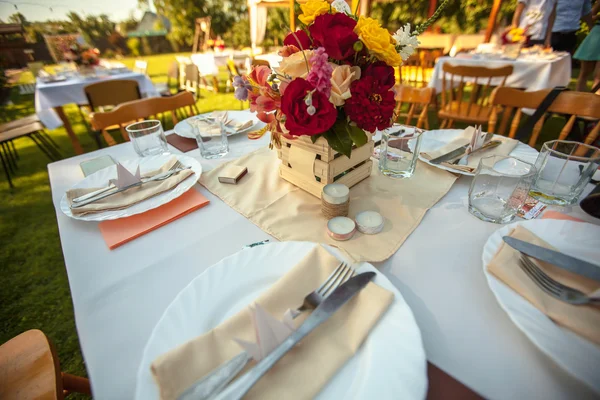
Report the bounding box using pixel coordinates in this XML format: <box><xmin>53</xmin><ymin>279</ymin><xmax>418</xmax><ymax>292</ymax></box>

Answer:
<box><xmin>277</xmin><ymin>135</ymin><xmax>373</xmax><ymax>198</ymax></box>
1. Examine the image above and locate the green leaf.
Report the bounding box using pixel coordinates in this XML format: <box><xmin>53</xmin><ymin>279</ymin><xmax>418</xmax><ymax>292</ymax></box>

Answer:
<box><xmin>324</xmin><ymin>121</ymin><xmax>353</xmax><ymax>158</ymax></box>
<box><xmin>310</xmin><ymin>134</ymin><xmax>322</xmax><ymax>144</ymax></box>
<box><xmin>346</xmin><ymin>124</ymin><xmax>368</xmax><ymax>147</ymax></box>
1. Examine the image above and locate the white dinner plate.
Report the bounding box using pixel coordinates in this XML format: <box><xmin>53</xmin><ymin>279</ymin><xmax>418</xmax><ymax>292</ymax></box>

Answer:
<box><xmin>60</xmin><ymin>153</ymin><xmax>202</xmax><ymax>222</ymax></box>
<box><xmin>415</xmin><ymin>129</ymin><xmax>539</xmax><ymax>176</ymax></box>
<box><xmin>174</xmin><ymin>111</ymin><xmax>261</xmax><ymax>139</ymax></box>
<box><xmin>134</xmin><ymin>242</ymin><xmax>428</xmax><ymax>400</ymax></box>
<box><xmin>482</xmin><ymin>219</ymin><xmax>600</xmax><ymax>393</ymax></box>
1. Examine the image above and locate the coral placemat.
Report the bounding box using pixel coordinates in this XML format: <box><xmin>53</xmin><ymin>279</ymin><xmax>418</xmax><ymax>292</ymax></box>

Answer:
<box><xmin>99</xmin><ymin>189</ymin><xmax>209</xmax><ymax>249</ymax></box>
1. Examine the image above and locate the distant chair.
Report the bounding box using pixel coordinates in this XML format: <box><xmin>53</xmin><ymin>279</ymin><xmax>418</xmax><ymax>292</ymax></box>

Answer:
<box><xmin>83</xmin><ymin>79</ymin><xmax>142</xmax><ymax>146</ymax></box>
<box><xmin>489</xmin><ymin>87</ymin><xmax>600</xmax><ymax>147</ymax></box>
<box><xmin>393</xmin><ymin>85</ymin><xmax>435</xmax><ymax>129</ymax></box>
<box><xmin>154</xmin><ymin>61</ymin><xmax>180</xmax><ymax>97</ymax></box>
<box><xmin>438</xmin><ymin>63</ymin><xmax>513</xmax><ymax>129</ymax></box>
<box><xmin>0</xmin><ymin>329</ymin><xmax>91</xmax><ymax>399</ymax></box>
<box><xmin>90</xmin><ymin>91</ymin><xmax>199</xmax><ymax>146</ymax></box>
<box><xmin>398</xmin><ymin>49</ymin><xmax>442</xmax><ymax>88</ymax></box>
<box><xmin>133</xmin><ymin>60</ymin><xmax>148</xmax><ymax>75</ymax></box>
<box><xmin>27</xmin><ymin>62</ymin><xmax>44</xmax><ymax>78</ymax></box>
<box><xmin>252</xmin><ymin>58</ymin><xmax>270</xmax><ymax>68</ymax></box>
<box><xmin>184</xmin><ymin>63</ymin><xmax>201</xmax><ymax>96</ymax></box>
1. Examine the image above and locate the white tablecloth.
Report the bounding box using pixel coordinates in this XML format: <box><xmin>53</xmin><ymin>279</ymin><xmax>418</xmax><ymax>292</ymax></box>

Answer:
<box><xmin>429</xmin><ymin>54</ymin><xmax>572</xmax><ymax>93</ymax></box>
<box><xmin>47</xmin><ymin>128</ymin><xmax>599</xmax><ymax>399</ymax></box>
<box><xmin>35</xmin><ymin>72</ymin><xmax>159</xmax><ymax>130</ymax></box>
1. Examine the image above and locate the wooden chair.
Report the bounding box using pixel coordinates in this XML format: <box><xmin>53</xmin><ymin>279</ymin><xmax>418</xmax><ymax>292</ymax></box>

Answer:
<box><xmin>439</xmin><ymin>64</ymin><xmax>513</xmax><ymax>129</ymax></box>
<box><xmin>184</xmin><ymin>63</ymin><xmax>201</xmax><ymax>96</ymax></box>
<box><xmin>393</xmin><ymin>84</ymin><xmax>435</xmax><ymax>129</ymax></box>
<box><xmin>398</xmin><ymin>49</ymin><xmax>441</xmax><ymax>88</ymax></box>
<box><xmin>90</xmin><ymin>91</ymin><xmax>199</xmax><ymax>146</ymax></box>
<box><xmin>133</xmin><ymin>60</ymin><xmax>148</xmax><ymax>75</ymax></box>
<box><xmin>489</xmin><ymin>87</ymin><xmax>600</xmax><ymax>147</ymax></box>
<box><xmin>251</xmin><ymin>58</ymin><xmax>270</xmax><ymax>68</ymax></box>
<box><xmin>0</xmin><ymin>329</ymin><xmax>91</xmax><ymax>399</ymax></box>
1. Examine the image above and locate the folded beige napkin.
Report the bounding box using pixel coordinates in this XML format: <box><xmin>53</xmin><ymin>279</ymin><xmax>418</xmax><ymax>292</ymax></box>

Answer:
<box><xmin>487</xmin><ymin>225</ymin><xmax>600</xmax><ymax>345</ymax></box>
<box><xmin>67</xmin><ymin>158</ymin><xmax>194</xmax><ymax>216</ymax></box>
<box><xmin>151</xmin><ymin>245</ymin><xmax>393</xmax><ymax>400</ymax></box>
<box><xmin>190</xmin><ymin>112</ymin><xmax>254</xmax><ymax>136</ymax></box>
<box><xmin>199</xmin><ymin>147</ymin><xmax>457</xmax><ymax>262</ymax></box>
<box><xmin>421</xmin><ymin>130</ymin><xmax>518</xmax><ymax>173</ymax></box>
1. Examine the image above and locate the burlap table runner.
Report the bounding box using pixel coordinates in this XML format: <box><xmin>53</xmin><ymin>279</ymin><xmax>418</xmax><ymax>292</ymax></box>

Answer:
<box><xmin>199</xmin><ymin>147</ymin><xmax>457</xmax><ymax>262</ymax></box>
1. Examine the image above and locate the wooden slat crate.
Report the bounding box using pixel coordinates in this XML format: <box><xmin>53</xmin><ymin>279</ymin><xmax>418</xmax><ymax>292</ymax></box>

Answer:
<box><xmin>277</xmin><ymin>135</ymin><xmax>374</xmax><ymax>198</ymax></box>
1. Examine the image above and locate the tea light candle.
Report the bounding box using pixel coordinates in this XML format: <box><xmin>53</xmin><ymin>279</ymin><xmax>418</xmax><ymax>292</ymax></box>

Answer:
<box><xmin>355</xmin><ymin>211</ymin><xmax>384</xmax><ymax>234</ymax></box>
<box><xmin>322</xmin><ymin>183</ymin><xmax>350</xmax><ymax>204</ymax></box>
<box><xmin>327</xmin><ymin>217</ymin><xmax>356</xmax><ymax>241</ymax></box>
<box><xmin>321</xmin><ymin>183</ymin><xmax>350</xmax><ymax>219</ymax></box>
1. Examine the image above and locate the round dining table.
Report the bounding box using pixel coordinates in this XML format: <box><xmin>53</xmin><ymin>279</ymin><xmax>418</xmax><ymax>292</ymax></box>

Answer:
<box><xmin>46</xmin><ymin>117</ymin><xmax>599</xmax><ymax>399</ymax></box>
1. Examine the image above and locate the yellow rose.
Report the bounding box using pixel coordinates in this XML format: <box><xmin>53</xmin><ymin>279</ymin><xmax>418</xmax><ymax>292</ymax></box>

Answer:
<box><xmin>277</xmin><ymin>50</ymin><xmax>314</xmax><ymax>79</ymax></box>
<box><xmin>299</xmin><ymin>0</ymin><xmax>331</xmax><ymax>25</ymax></box>
<box><xmin>329</xmin><ymin>64</ymin><xmax>361</xmax><ymax>106</ymax></box>
<box><xmin>355</xmin><ymin>16</ymin><xmax>402</xmax><ymax>66</ymax></box>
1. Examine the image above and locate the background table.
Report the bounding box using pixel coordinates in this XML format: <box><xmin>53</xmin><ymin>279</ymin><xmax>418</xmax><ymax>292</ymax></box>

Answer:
<box><xmin>35</xmin><ymin>71</ymin><xmax>159</xmax><ymax>154</ymax></box>
<box><xmin>47</xmin><ymin>128</ymin><xmax>599</xmax><ymax>399</ymax></box>
<box><xmin>428</xmin><ymin>54</ymin><xmax>572</xmax><ymax>93</ymax></box>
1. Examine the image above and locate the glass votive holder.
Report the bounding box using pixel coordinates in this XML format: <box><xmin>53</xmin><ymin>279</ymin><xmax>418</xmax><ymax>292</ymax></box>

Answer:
<box><xmin>530</xmin><ymin>140</ymin><xmax>600</xmax><ymax>206</ymax></box>
<box><xmin>125</xmin><ymin>120</ymin><xmax>169</xmax><ymax>157</ymax></box>
<box><xmin>379</xmin><ymin>125</ymin><xmax>423</xmax><ymax>178</ymax></box>
<box><xmin>468</xmin><ymin>155</ymin><xmax>537</xmax><ymax>224</ymax></box>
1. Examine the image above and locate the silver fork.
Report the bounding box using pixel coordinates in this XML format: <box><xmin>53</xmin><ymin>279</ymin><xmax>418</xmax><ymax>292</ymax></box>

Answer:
<box><xmin>73</xmin><ymin>160</ymin><xmax>184</xmax><ymax>203</ymax></box>
<box><xmin>518</xmin><ymin>255</ymin><xmax>600</xmax><ymax>305</ymax></box>
<box><xmin>177</xmin><ymin>262</ymin><xmax>355</xmax><ymax>400</ymax></box>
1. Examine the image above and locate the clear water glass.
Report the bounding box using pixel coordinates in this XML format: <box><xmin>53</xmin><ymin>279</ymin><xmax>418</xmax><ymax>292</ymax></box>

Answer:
<box><xmin>193</xmin><ymin>121</ymin><xmax>229</xmax><ymax>159</ymax></box>
<box><xmin>468</xmin><ymin>155</ymin><xmax>536</xmax><ymax>224</ymax></box>
<box><xmin>530</xmin><ymin>140</ymin><xmax>600</xmax><ymax>205</ymax></box>
<box><xmin>379</xmin><ymin>125</ymin><xmax>423</xmax><ymax>178</ymax></box>
<box><xmin>126</xmin><ymin>120</ymin><xmax>169</xmax><ymax>157</ymax></box>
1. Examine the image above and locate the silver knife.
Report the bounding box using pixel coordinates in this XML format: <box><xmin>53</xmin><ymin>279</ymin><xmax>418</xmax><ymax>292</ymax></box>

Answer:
<box><xmin>430</xmin><ymin>140</ymin><xmax>501</xmax><ymax>165</ymax></box>
<box><xmin>503</xmin><ymin>236</ymin><xmax>600</xmax><ymax>282</ymax></box>
<box><xmin>71</xmin><ymin>167</ymin><xmax>190</xmax><ymax>208</ymax></box>
<box><xmin>212</xmin><ymin>272</ymin><xmax>376</xmax><ymax>400</ymax></box>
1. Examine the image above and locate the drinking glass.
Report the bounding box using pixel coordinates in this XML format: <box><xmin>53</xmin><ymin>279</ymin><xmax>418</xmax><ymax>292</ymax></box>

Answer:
<box><xmin>468</xmin><ymin>155</ymin><xmax>536</xmax><ymax>224</ymax></box>
<box><xmin>193</xmin><ymin>121</ymin><xmax>229</xmax><ymax>159</ymax></box>
<box><xmin>379</xmin><ymin>125</ymin><xmax>423</xmax><ymax>178</ymax></box>
<box><xmin>126</xmin><ymin>120</ymin><xmax>169</xmax><ymax>157</ymax></box>
<box><xmin>530</xmin><ymin>140</ymin><xmax>600</xmax><ymax>205</ymax></box>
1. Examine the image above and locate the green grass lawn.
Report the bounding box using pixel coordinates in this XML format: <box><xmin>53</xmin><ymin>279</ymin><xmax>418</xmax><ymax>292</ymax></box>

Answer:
<box><xmin>0</xmin><ymin>52</ymin><xmax>581</xmax><ymax>397</ymax></box>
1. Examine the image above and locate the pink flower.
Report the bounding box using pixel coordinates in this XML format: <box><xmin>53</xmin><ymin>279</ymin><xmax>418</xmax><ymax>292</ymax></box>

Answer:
<box><xmin>306</xmin><ymin>47</ymin><xmax>333</xmax><ymax>98</ymax></box>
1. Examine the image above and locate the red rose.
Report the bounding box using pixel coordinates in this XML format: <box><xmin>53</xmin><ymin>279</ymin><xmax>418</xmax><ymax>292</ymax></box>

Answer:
<box><xmin>281</xmin><ymin>78</ymin><xmax>337</xmax><ymax>136</ymax></box>
<box><xmin>363</xmin><ymin>61</ymin><xmax>395</xmax><ymax>90</ymax></box>
<box><xmin>283</xmin><ymin>30</ymin><xmax>312</xmax><ymax>50</ymax></box>
<box><xmin>309</xmin><ymin>13</ymin><xmax>358</xmax><ymax>61</ymax></box>
<box><xmin>344</xmin><ymin>76</ymin><xmax>396</xmax><ymax>133</ymax></box>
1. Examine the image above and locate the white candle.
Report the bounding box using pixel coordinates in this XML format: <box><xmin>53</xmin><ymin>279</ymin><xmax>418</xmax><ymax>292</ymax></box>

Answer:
<box><xmin>322</xmin><ymin>183</ymin><xmax>350</xmax><ymax>205</ymax></box>
<box><xmin>326</xmin><ymin>216</ymin><xmax>356</xmax><ymax>241</ymax></box>
<box><xmin>355</xmin><ymin>211</ymin><xmax>384</xmax><ymax>235</ymax></box>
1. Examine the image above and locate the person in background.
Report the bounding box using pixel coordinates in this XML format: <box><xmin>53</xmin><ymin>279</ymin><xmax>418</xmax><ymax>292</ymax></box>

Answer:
<box><xmin>574</xmin><ymin>0</ymin><xmax>600</xmax><ymax>92</ymax></box>
<box><xmin>551</xmin><ymin>0</ymin><xmax>594</xmax><ymax>53</ymax></box>
<box><xmin>511</xmin><ymin>0</ymin><xmax>558</xmax><ymax>46</ymax></box>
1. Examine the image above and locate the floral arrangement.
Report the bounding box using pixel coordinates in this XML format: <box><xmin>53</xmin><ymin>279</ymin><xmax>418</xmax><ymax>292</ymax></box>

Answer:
<box><xmin>501</xmin><ymin>27</ymin><xmax>529</xmax><ymax>45</ymax></box>
<box><xmin>63</xmin><ymin>43</ymin><xmax>100</xmax><ymax>67</ymax></box>
<box><xmin>234</xmin><ymin>0</ymin><xmax>447</xmax><ymax>157</ymax></box>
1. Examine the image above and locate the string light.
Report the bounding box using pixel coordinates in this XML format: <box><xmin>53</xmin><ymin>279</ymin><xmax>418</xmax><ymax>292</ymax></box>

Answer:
<box><xmin>0</xmin><ymin>1</ymin><xmax>104</xmax><ymax>13</ymax></box>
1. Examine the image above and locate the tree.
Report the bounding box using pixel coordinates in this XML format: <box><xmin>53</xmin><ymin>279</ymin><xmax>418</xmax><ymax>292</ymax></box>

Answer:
<box><xmin>8</xmin><ymin>12</ymin><xmax>28</xmax><ymax>26</ymax></box>
<box><xmin>64</xmin><ymin>12</ymin><xmax>116</xmax><ymax>46</ymax></box>
<box><xmin>139</xmin><ymin>0</ymin><xmax>246</xmax><ymax>48</ymax></box>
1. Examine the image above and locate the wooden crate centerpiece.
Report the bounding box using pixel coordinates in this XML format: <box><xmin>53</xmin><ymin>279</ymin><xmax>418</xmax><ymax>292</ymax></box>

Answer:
<box><xmin>277</xmin><ymin>135</ymin><xmax>374</xmax><ymax>198</ymax></box>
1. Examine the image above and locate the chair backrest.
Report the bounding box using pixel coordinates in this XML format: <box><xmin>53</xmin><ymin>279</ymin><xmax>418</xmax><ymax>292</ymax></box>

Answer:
<box><xmin>84</xmin><ymin>79</ymin><xmax>142</xmax><ymax>111</ymax></box>
<box><xmin>489</xmin><ymin>87</ymin><xmax>600</xmax><ymax>147</ymax></box>
<box><xmin>251</xmin><ymin>58</ymin><xmax>270</xmax><ymax>68</ymax></box>
<box><xmin>0</xmin><ymin>329</ymin><xmax>62</xmax><ymax>399</ymax></box>
<box><xmin>90</xmin><ymin>91</ymin><xmax>199</xmax><ymax>139</ymax></box>
<box><xmin>393</xmin><ymin>84</ymin><xmax>435</xmax><ymax>129</ymax></box>
<box><xmin>28</xmin><ymin>62</ymin><xmax>44</xmax><ymax>78</ymax></box>
<box><xmin>441</xmin><ymin>63</ymin><xmax>514</xmax><ymax>120</ymax></box>
<box><xmin>133</xmin><ymin>60</ymin><xmax>148</xmax><ymax>75</ymax></box>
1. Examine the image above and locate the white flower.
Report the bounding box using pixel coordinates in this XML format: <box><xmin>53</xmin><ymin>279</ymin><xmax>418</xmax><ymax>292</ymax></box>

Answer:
<box><xmin>331</xmin><ymin>0</ymin><xmax>352</xmax><ymax>14</ymax></box>
<box><xmin>393</xmin><ymin>23</ymin><xmax>420</xmax><ymax>61</ymax></box>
